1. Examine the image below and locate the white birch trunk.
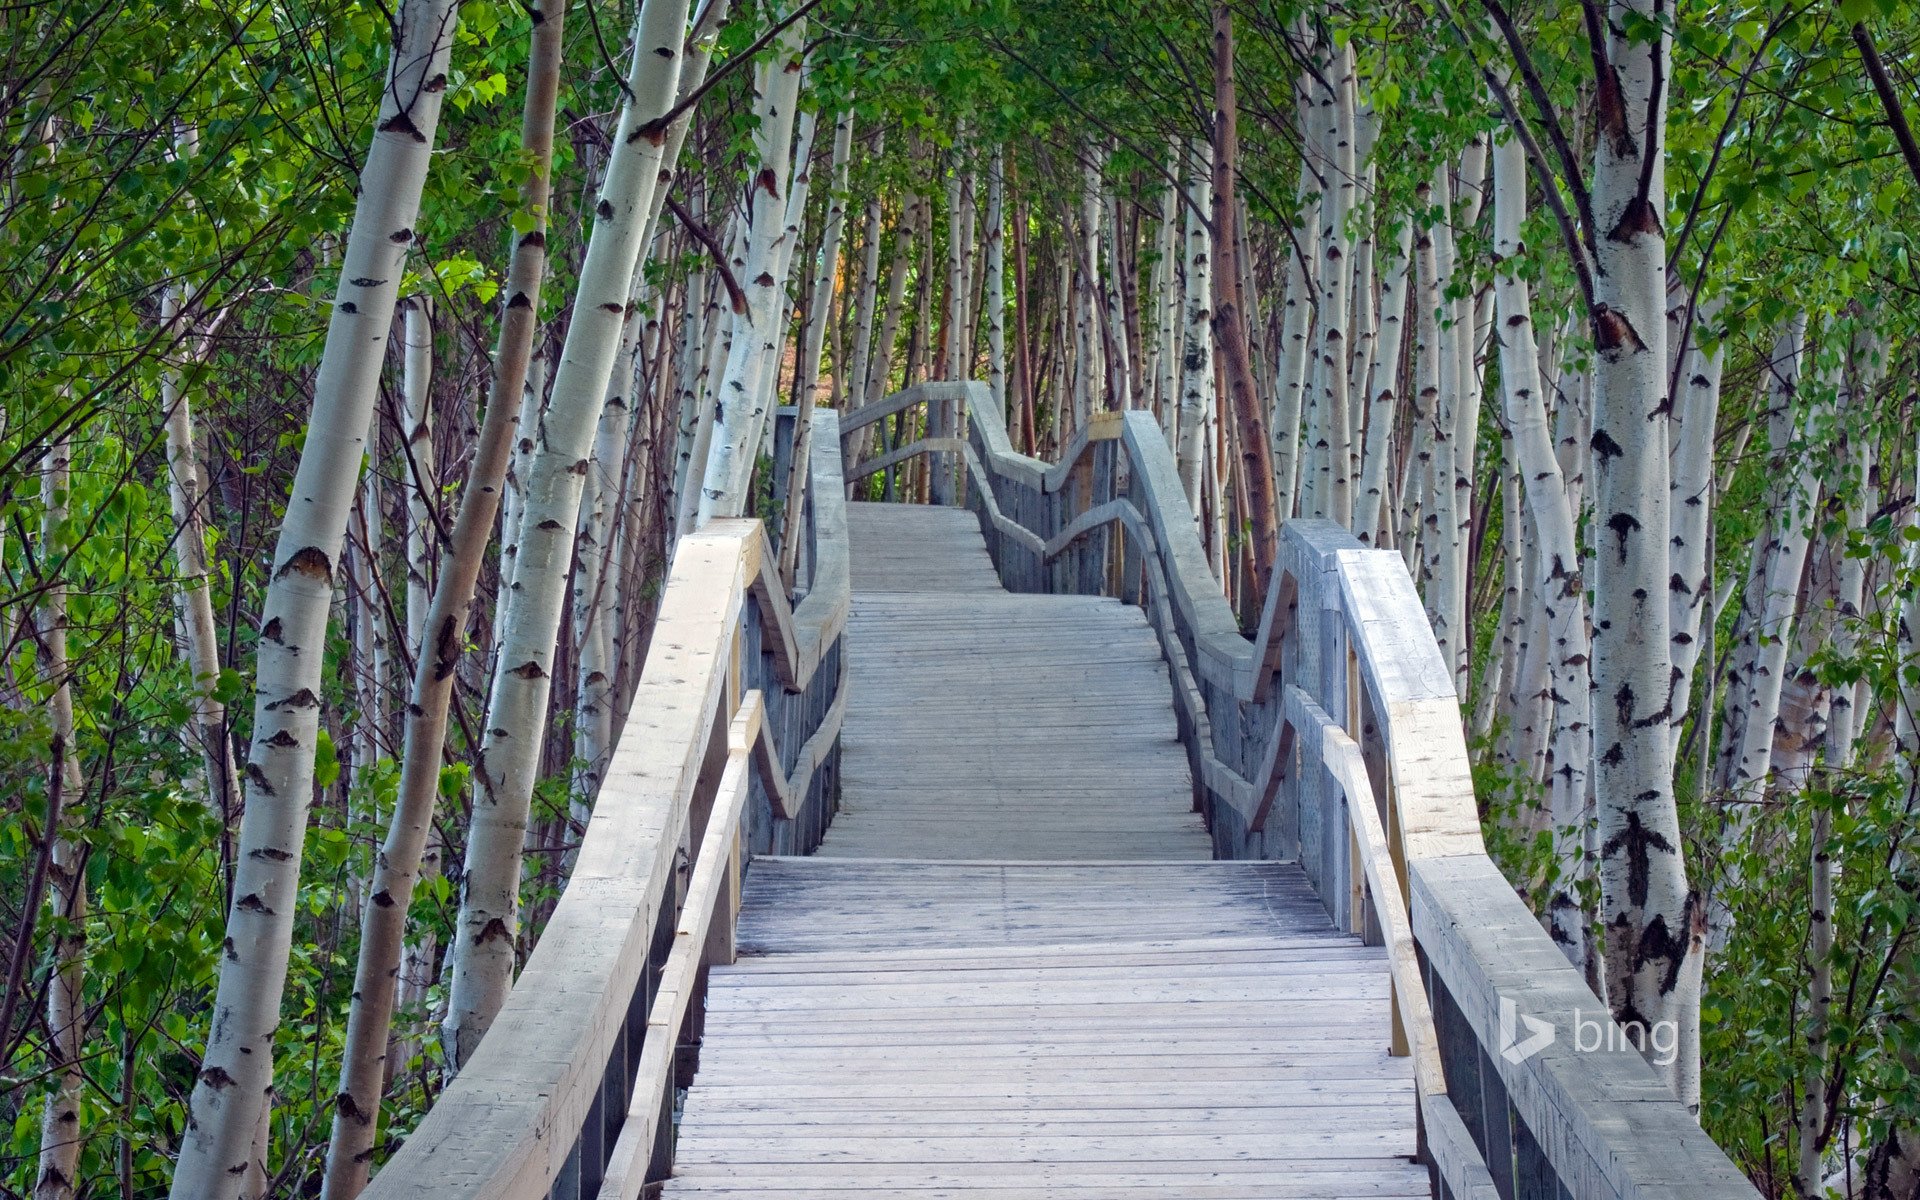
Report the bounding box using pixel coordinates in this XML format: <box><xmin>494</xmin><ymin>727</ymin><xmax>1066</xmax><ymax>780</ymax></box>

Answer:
<box><xmin>1492</xmin><ymin>126</ymin><xmax>1592</xmax><ymax>976</ymax></box>
<box><xmin>1717</xmin><ymin>317</ymin><xmax>1814</xmax><ymax>805</ymax></box>
<box><xmin>694</xmin><ymin>17</ymin><xmax>809</xmax><ymax>521</ymax></box>
<box><xmin>1177</xmin><ymin>141</ymin><xmax>1215</xmax><ymax>516</ymax></box>
<box><xmin>35</xmin><ymin>438</ymin><xmax>86</xmax><ymax>1200</ymax></box>
<box><xmin>1100</xmin><ymin>175</ymin><xmax>1134</xmax><ymax>411</ymax></box>
<box><xmin>401</xmin><ymin>296</ymin><xmax>435</xmax><ymax>657</ymax></box>
<box><xmin>445</xmin><ymin>0</ymin><xmax>693</xmax><ymax>1066</ymax></box>
<box><xmin>1666</xmin><ymin>293</ymin><xmax>1723</xmax><ymax>756</ymax></box>
<box><xmin>846</xmin><ymin>138</ymin><xmax>886</xmax><ymax>412</ymax></box>
<box><xmin>320</xmin><ymin>4</ymin><xmax>565</xmax><ymax>1191</ymax></box>
<box><xmin>1315</xmin><ymin>42</ymin><xmax>1356</xmax><ymax>527</ymax></box>
<box><xmin>985</xmin><ymin>146</ymin><xmax>1008</xmax><ymax>419</ymax></box>
<box><xmin>1148</xmin><ymin>160</ymin><xmax>1180</xmax><ymax>436</ymax></box>
<box><xmin>1357</xmin><ymin>221</ymin><xmax>1411</xmax><ymax>544</ymax></box>
<box><xmin>1587</xmin><ymin>0</ymin><xmax>1700</xmax><ymax>1109</ymax></box>
<box><xmin>780</xmin><ymin>108</ymin><xmax>854</xmax><ymax>581</ymax></box>
<box><xmin>160</xmin><ymin>290</ymin><xmax>240</xmax><ymax>817</ymax></box>
<box><xmin>169</xmin><ymin>3</ymin><xmax>458</xmax><ymax>1188</ymax></box>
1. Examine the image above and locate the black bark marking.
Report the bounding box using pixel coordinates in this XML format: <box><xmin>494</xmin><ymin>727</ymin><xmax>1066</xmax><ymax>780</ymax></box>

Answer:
<box><xmin>422</xmin><ymin>73</ymin><xmax>447</xmax><ymax>93</ymax></box>
<box><xmin>243</xmin><ymin>762</ymin><xmax>276</xmax><ymax>795</ymax></box>
<box><xmin>1593</xmin><ymin>305</ymin><xmax>1644</xmax><ymax>353</ymax></box>
<box><xmin>432</xmin><ymin>615</ymin><xmax>460</xmax><ymax>682</ymax></box>
<box><xmin>341</xmin><ymin>302</ymin><xmax>358</xmax><ymax>314</ymax></box>
<box><xmin>266</xmin><ymin>688</ymin><xmax>320</xmax><ymax>711</ymax></box>
<box><xmin>349</xmin><ymin>277</ymin><xmax>386</xmax><ymax>288</ymax></box>
<box><xmin>507</xmin><ymin>291</ymin><xmax>532</xmax><ymax>310</ymax></box>
<box><xmin>474</xmin><ymin>916</ymin><xmax>513</xmax><ymax>944</ymax></box>
<box><xmin>276</xmin><ymin>545</ymin><xmax>333</xmax><ymax>584</ymax></box>
<box><xmin>508</xmin><ymin>660</ymin><xmax>546</xmax><ymax>679</ymax></box>
<box><xmin>335</xmin><ymin>1091</ymin><xmax>372</xmax><ymax>1125</ymax></box>
<box><xmin>262</xmin><ymin>616</ymin><xmax>284</xmax><ymax>644</ymax></box>
<box><xmin>264</xmin><ymin>730</ymin><xmax>299</xmax><ymax>748</ymax></box>
<box><xmin>378</xmin><ymin>111</ymin><xmax>427</xmax><ymax>143</ymax></box>
<box><xmin>371</xmin><ymin>889</ymin><xmax>396</xmax><ymax>908</ymax></box>
<box><xmin>596</xmin><ymin>199</ymin><xmax>615</xmax><ymax>220</ymax></box>
<box><xmin>1590</xmin><ymin>428</ymin><xmax>1624</xmax><ymax>461</ymax></box>
<box><xmin>389</xmin><ymin>228</ymin><xmax>414</xmax><ymax>244</ymax></box>
<box><xmin>249</xmin><ymin>846</ymin><xmax>292</xmax><ymax>862</ymax></box>
<box><xmin>1606</xmin><ymin>511</ymin><xmax>1641</xmax><ymax>559</ymax></box>
<box><xmin>1601</xmin><ymin>810</ymin><xmax>1676</xmax><ymax>909</ymax></box>
<box><xmin>236</xmin><ymin>892</ymin><xmax>276</xmax><ymax>916</ymax></box>
<box><xmin>200</xmin><ymin>1066</ymin><xmax>238</xmax><ymax>1089</ymax></box>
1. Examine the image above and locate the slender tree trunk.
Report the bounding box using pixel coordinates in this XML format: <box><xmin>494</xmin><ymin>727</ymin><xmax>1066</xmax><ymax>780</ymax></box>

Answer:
<box><xmin>695</xmin><ymin>18</ymin><xmax>810</xmax><ymax>521</ymax></box>
<box><xmin>35</xmin><ymin>437</ymin><xmax>86</xmax><ymax>1200</ymax></box>
<box><xmin>1586</xmin><ymin>0</ymin><xmax>1701</xmax><ymax>1110</ymax></box>
<box><xmin>862</xmin><ymin>191</ymin><xmax>917</xmax><ymax>456</ymax></box>
<box><xmin>780</xmin><ymin>107</ymin><xmax>854</xmax><ymax>581</ymax></box>
<box><xmin>169</xmin><ymin>3</ymin><xmax>460</xmax><ymax>1189</ymax></box>
<box><xmin>401</xmin><ymin>297</ymin><xmax>435</xmax><ymax>658</ymax></box>
<box><xmin>1177</xmin><ymin>140</ymin><xmax>1214</xmax><ymax>518</ymax></box>
<box><xmin>1666</xmin><ymin>292</ymin><xmax>1724</xmax><ymax>756</ymax></box>
<box><xmin>445</xmin><ymin>0</ymin><xmax>695</xmax><ymax>1068</ymax></box>
<box><xmin>1315</xmin><ymin>41</ymin><xmax>1356</xmax><ymax>528</ymax></box>
<box><xmin>1492</xmin><ymin>125</ymin><xmax>1593</xmax><ymax>979</ymax></box>
<box><xmin>1209</xmin><ymin>3</ymin><xmax>1277</xmax><ymax>589</ymax></box>
<box><xmin>846</xmin><ymin>135</ymin><xmax>885</xmax><ymax>413</ymax></box>
<box><xmin>319</xmin><ymin>5</ymin><xmax>565</xmax><ymax>1192</ymax></box>
<box><xmin>984</xmin><ymin>146</ymin><xmax>1008</xmax><ymax>421</ymax></box>
<box><xmin>1357</xmin><ymin>221</ymin><xmax>1411</xmax><ymax>543</ymax></box>
<box><xmin>1013</xmin><ymin>185</ymin><xmax>1037</xmax><ymax>454</ymax></box>
<box><xmin>160</xmin><ymin>291</ymin><xmax>240</xmax><ymax>821</ymax></box>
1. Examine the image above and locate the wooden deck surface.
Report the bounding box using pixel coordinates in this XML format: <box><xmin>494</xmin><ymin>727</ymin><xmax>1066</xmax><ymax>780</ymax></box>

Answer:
<box><xmin>663</xmin><ymin>504</ymin><xmax>1426</xmax><ymax>1199</ymax></box>
<box><xmin>824</xmin><ymin>502</ymin><xmax>1211</xmax><ymax>861</ymax></box>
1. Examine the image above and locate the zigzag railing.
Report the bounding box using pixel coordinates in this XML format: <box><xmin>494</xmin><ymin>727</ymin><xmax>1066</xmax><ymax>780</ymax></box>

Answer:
<box><xmin>842</xmin><ymin>383</ymin><xmax>1760</xmax><ymax>1200</ymax></box>
<box><xmin>362</xmin><ymin>411</ymin><xmax>850</xmax><ymax>1200</ymax></box>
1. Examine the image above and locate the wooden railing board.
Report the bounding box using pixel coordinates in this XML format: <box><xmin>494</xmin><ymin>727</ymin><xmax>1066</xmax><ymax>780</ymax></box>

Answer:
<box><xmin>361</xmin><ymin>533</ymin><xmax>746</xmax><ymax>1200</ymax></box>
<box><xmin>1411</xmin><ymin>854</ymin><xmax>1758</xmax><ymax>1200</ymax></box>
<box><xmin>599</xmin><ymin>693</ymin><xmax>762</xmax><ymax>1200</ymax></box>
<box><xmin>853</xmin><ymin>379</ymin><xmax>1764</xmax><ymax>1200</ymax></box>
<box><xmin>845</xmin><ymin>436</ymin><xmax>968</xmax><ymax>484</ymax></box>
<box><xmin>364</xmin><ymin>416</ymin><xmax>851</xmax><ymax>1200</ymax></box>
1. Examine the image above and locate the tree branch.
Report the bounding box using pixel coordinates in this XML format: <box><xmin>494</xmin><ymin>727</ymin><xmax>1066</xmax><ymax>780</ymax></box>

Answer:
<box><xmin>667</xmin><ymin>192</ymin><xmax>748</xmax><ymax>313</ymax></box>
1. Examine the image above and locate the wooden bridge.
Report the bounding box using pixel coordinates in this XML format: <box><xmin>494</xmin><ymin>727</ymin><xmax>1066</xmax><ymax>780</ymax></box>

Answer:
<box><xmin>364</xmin><ymin>385</ymin><xmax>1761</xmax><ymax>1200</ymax></box>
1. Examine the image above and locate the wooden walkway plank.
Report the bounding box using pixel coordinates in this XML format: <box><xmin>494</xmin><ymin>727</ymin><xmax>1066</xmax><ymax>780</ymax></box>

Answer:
<box><xmin>662</xmin><ymin>504</ymin><xmax>1427</xmax><ymax>1200</ymax></box>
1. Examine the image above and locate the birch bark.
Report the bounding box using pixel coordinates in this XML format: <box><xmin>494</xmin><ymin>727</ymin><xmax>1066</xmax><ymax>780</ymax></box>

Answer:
<box><xmin>400</xmin><ymin>297</ymin><xmax>435</xmax><ymax>657</ymax></box>
<box><xmin>1177</xmin><ymin>140</ymin><xmax>1214</xmax><ymax>516</ymax></box>
<box><xmin>168</xmin><ymin>2</ymin><xmax>459</xmax><ymax>1188</ymax></box>
<box><xmin>444</xmin><ymin>0</ymin><xmax>694</xmax><ymax>1066</ymax></box>
<box><xmin>847</xmin><ymin>137</ymin><xmax>885</xmax><ymax>414</ymax></box>
<box><xmin>160</xmin><ymin>291</ymin><xmax>239</xmax><ymax>818</ymax></box>
<box><xmin>1585</xmin><ymin>0</ymin><xmax>1701</xmax><ymax>1108</ymax></box>
<box><xmin>694</xmin><ymin>16</ymin><xmax>809</xmax><ymax>521</ymax></box>
<box><xmin>320</xmin><ymin>4</ymin><xmax>564</xmax><ymax>1190</ymax></box>
<box><xmin>1492</xmin><ymin>126</ymin><xmax>1592</xmax><ymax>976</ymax></box>
<box><xmin>35</xmin><ymin>438</ymin><xmax>86</xmax><ymax>1200</ymax></box>
<box><xmin>780</xmin><ymin>108</ymin><xmax>854</xmax><ymax>582</ymax></box>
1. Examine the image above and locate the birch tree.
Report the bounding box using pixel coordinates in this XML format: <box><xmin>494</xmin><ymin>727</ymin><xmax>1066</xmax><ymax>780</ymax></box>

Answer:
<box><xmin>445</xmin><ymin>0</ymin><xmax>697</xmax><ymax>1064</ymax></box>
<box><xmin>694</xmin><ymin>16</ymin><xmax>810</xmax><ymax>522</ymax></box>
<box><xmin>168</xmin><ymin>2</ymin><xmax>460</xmax><ymax>1188</ymax></box>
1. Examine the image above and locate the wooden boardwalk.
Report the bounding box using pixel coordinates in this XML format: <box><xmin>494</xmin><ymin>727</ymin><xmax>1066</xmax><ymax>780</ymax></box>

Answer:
<box><xmin>664</xmin><ymin>504</ymin><xmax>1425</xmax><ymax>1199</ymax></box>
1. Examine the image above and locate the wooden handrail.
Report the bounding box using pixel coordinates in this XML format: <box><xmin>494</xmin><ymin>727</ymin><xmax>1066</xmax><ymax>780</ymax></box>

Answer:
<box><xmin>599</xmin><ymin>689</ymin><xmax>764</xmax><ymax>1199</ymax></box>
<box><xmin>924</xmin><ymin>378</ymin><xmax>1763</xmax><ymax>1200</ymax></box>
<box><xmin>361</xmin><ymin>413</ymin><xmax>852</xmax><ymax>1200</ymax></box>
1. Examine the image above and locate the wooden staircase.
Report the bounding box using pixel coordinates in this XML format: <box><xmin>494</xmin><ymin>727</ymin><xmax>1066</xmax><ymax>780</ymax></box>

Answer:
<box><xmin>662</xmin><ymin>504</ymin><xmax>1426</xmax><ymax>1199</ymax></box>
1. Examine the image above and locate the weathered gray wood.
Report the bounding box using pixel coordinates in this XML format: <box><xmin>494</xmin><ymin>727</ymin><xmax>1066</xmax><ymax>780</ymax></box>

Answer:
<box><xmin>846</xmin><ymin>435</ymin><xmax>970</xmax><ymax>484</ymax></box>
<box><xmin>662</xmin><ymin>860</ymin><xmax>1423</xmax><ymax>1200</ymax></box>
